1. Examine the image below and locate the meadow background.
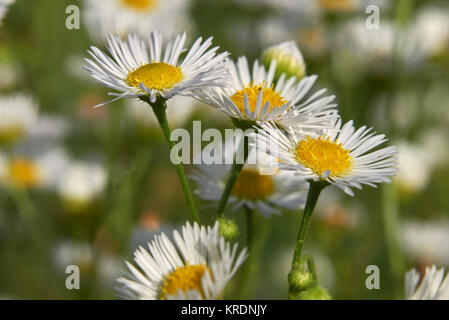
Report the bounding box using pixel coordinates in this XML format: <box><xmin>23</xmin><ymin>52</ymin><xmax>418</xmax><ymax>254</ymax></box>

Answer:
<box><xmin>0</xmin><ymin>0</ymin><xmax>448</xmax><ymax>299</ymax></box>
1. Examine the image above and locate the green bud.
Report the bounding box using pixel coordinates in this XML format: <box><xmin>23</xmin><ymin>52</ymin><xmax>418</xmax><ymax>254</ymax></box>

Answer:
<box><xmin>218</xmin><ymin>217</ymin><xmax>238</xmax><ymax>241</ymax></box>
<box><xmin>288</xmin><ymin>268</ymin><xmax>315</xmax><ymax>292</ymax></box>
<box><xmin>261</xmin><ymin>41</ymin><xmax>306</xmax><ymax>82</ymax></box>
<box><xmin>297</xmin><ymin>285</ymin><xmax>332</xmax><ymax>300</ymax></box>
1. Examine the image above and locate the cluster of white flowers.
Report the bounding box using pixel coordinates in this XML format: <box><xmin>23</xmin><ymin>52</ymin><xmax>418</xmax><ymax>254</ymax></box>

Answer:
<box><xmin>84</xmin><ymin>26</ymin><xmax>400</xmax><ymax>299</ymax></box>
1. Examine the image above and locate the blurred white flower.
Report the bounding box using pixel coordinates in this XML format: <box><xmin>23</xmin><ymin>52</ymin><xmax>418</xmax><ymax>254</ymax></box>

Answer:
<box><xmin>0</xmin><ymin>0</ymin><xmax>14</xmax><ymax>25</ymax></box>
<box><xmin>97</xmin><ymin>254</ymin><xmax>123</xmax><ymax>288</ymax></box>
<box><xmin>57</xmin><ymin>161</ymin><xmax>107</xmax><ymax>208</ymax></box>
<box><xmin>337</xmin><ymin>19</ymin><xmax>395</xmax><ymax>65</ymax></box>
<box><xmin>0</xmin><ymin>147</ymin><xmax>69</xmax><ymax>190</ymax></box>
<box><xmin>405</xmin><ymin>265</ymin><xmax>449</xmax><ymax>300</ymax></box>
<box><xmin>191</xmin><ymin>137</ymin><xmax>308</xmax><ymax>217</ymax></box>
<box><xmin>400</xmin><ymin>219</ymin><xmax>449</xmax><ymax>266</ymax></box>
<box><xmin>396</xmin><ymin>141</ymin><xmax>432</xmax><ymax>194</ymax></box>
<box><xmin>410</xmin><ymin>6</ymin><xmax>449</xmax><ymax>58</ymax></box>
<box><xmin>83</xmin><ymin>0</ymin><xmax>193</xmax><ymax>42</ymax></box>
<box><xmin>0</xmin><ymin>93</ymin><xmax>38</xmax><ymax>146</ymax></box>
<box><xmin>52</xmin><ymin>240</ymin><xmax>94</xmax><ymax>271</ymax></box>
<box><xmin>418</xmin><ymin>128</ymin><xmax>449</xmax><ymax>170</ymax></box>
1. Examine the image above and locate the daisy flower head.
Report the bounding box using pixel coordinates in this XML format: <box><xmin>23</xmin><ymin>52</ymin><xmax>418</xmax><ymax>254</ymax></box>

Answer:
<box><xmin>116</xmin><ymin>221</ymin><xmax>248</xmax><ymax>300</ymax></box>
<box><xmin>405</xmin><ymin>265</ymin><xmax>449</xmax><ymax>300</ymax></box>
<box><xmin>198</xmin><ymin>55</ymin><xmax>338</xmax><ymax>130</ymax></box>
<box><xmin>84</xmin><ymin>29</ymin><xmax>230</xmax><ymax>107</ymax></box>
<box><xmin>83</xmin><ymin>0</ymin><xmax>192</xmax><ymax>42</ymax></box>
<box><xmin>251</xmin><ymin>118</ymin><xmax>398</xmax><ymax>196</ymax></box>
<box><xmin>0</xmin><ymin>93</ymin><xmax>38</xmax><ymax>146</ymax></box>
<box><xmin>190</xmin><ymin>137</ymin><xmax>308</xmax><ymax>217</ymax></box>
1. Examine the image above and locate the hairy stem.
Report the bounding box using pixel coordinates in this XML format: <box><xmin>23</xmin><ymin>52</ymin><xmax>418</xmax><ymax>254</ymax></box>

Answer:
<box><xmin>142</xmin><ymin>96</ymin><xmax>200</xmax><ymax>223</ymax></box>
<box><xmin>288</xmin><ymin>180</ymin><xmax>327</xmax><ymax>297</ymax></box>
<box><xmin>216</xmin><ymin>135</ymin><xmax>249</xmax><ymax>218</ymax></box>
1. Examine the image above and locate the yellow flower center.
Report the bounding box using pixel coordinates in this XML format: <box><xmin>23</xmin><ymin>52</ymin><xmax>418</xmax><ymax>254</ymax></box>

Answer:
<box><xmin>295</xmin><ymin>136</ymin><xmax>352</xmax><ymax>177</ymax></box>
<box><xmin>7</xmin><ymin>158</ymin><xmax>40</xmax><ymax>188</ymax></box>
<box><xmin>126</xmin><ymin>62</ymin><xmax>184</xmax><ymax>91</ymax></box>
<box><xmin>0</xmin><ymin>126</ymin><xmax>24</xmax><ymax>145</ymax></box>
<box><xmin>319</xmin><ymin>0</ymin><xmax>356</xmax><ymax>11</ymax></box>
<box><xmin>121</xmin><ymin>0</ymin><xmax>156</xmax><ymax>11</ymax></box>
<box><xmin>231</xmin><ymin>169</ymin><xmax>275</xmax><ymax>200</ymax></box>
<box><xmin>231</xmin><ymin>83</ymin><xmax>288</xmax><ymax>118</ymax></box>
<box><xmin>160</xmin><ymin>264</ymin><xmax>210</xmax><ymax>300</ymax></box>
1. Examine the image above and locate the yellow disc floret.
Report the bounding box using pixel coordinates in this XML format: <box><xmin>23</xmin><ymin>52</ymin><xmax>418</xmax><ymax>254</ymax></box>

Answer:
<box><xmin>295</xmin><ymin>136</ymin><xmax>352</xmax><ymax>177</ymax></box>
<box><xmin>121</xmin><ymin>0</ymin><xmax>156</xmax><ymax>11</ymax></box>
<box><xmin>7</xmin><ymin>158</ymin><xmax>40</xmax><ymax>188</ymax></box>
<box><xmin>231</xmin><ymin>169</ymin><xmax>275</xmax><ymax>200</ymax></box>
<box><xmin>231</xmin><ymin>83</ymin><xmax>288</xmax><ymax>118</ymax></box>
<box><xmin>160</xmin><ymin>264</ymin><xmax>210</xmax><ymax>299</ymax></box>
<box><xmin>126</xmin><ymin>62</ymin><xmax>184</xmax><ymax>91</ymax></box>
<box><xmin>319</xmin><ymin>0</ymin><xmax>356</xmax><ymax>11</ymax></box>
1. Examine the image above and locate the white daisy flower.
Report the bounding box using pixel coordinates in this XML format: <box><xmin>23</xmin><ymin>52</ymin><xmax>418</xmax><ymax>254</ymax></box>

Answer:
<box><xmin>251</xmin><ymin>118</ymin><xmax>398</xmax><ymax>196</ymax></box>
<box><xmin>0</xmin><ymin>93</ymin><xmax>38</xmax><ymax>145</ymax></box>
<box><xmin>190</xmin><ymin>137</ymin><xmax>308</xmax><ymax>217</ymax></box>
<box><xmin>405</xmin><ymin>265</ymin><xmax>449</xmax><ymax>300</ymax></box>
<box><xmin>116</xmin><ymin>221</ymin><xmax>248</xmax><ymax>300</ymax></box>
<box><xmin>0</xmin><ymin>0</ymin><xmax>14</xmax><ymax>25</ymax></box>
<box><xmin>83</xmin><ymin>0</ymin><xmax>192</xmax><ymax>42</ymax></box>
<box><xmin>198</xmin><ymin>56</ymin><xmax>338</xmax><ymax>128</ymax></box>
<box><xmin>84</xmin><ymin>29</ymin><xmax>229</xmax><ymax>107</ymax></box>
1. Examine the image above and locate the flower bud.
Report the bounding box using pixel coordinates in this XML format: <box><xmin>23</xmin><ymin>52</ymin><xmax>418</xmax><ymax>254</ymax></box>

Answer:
<box><xmin>288</xmin><ymin>268</ymin><xmax>314</xmax><ymax>292</ymax></box>
<box><xmin>218</xmin><ymin>217</ymin><xmax>238</xmax><ymax>241</ymax></box>
<box><xmin>297</xmin><ymin>285</ymin><xmax>332</xmax><ymax>300</ymax></box>
<box><xmin>261</xmin><ymin>41</ymin><xmax>306</xmax><ymax>81</ymax></box>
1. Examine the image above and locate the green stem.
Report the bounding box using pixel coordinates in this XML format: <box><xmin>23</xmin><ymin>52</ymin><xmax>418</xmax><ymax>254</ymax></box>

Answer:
<box><xmin>245</xmin><ymin>205</ymin><xmax>253</xmax><ymax>248</ymax></box>
<box><xmin>288</xmin><ymin>180</ymin><xmax>327</xmax><ymax>296</ymax></box>
<box><xmin>10</xmin><ymin>187</ymin><xmax>41</xmax><ymax>243</ymax></box>
<box><xmin>141</xmin><ymin>96</ymin><xmax>200</xmax><ymax>223</ymax></box>
<box><xmin>238</xmin><ymin>212</ymin><xmax>271</xmax><ymax>299</ymax></box>
<box><xmin>216</xmin><ymin>136</ymin><xmax>249</xmax><ymax>218</ymax></box>
<box><xmin>382</xmin><ymin>182</ymin><xmax>404</xmax><ymax>291</ymax></box>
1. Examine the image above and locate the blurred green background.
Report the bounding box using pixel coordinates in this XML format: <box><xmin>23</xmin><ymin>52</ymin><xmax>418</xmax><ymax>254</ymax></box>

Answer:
<box><xmin>0</xmin><ymin>0</ymin><xmax>448</xmax><ymax>299</ymax></box>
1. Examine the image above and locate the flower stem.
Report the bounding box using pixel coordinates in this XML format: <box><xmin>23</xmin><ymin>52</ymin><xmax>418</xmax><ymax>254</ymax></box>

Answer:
<box><xmin>245</xmin><ymin>205</ymin><xmax>253</xmax><ymax>249</ymax></box>
<box><xmin>382</xmin><ymin>182</ymin><xmax>404</xmax><ymax>293</ymax></box>
<box><xmin>216</xmin><ymin>135</ymin><xmax>249</xmax><ymax>218</ymax></box>
<box><xmin>142</xmin><ymin>96</ymin><xmax>200</xmax><ymax>223</ymax></box>
<box><xmin>288</xmin><ymin>180</ymin><xmax>328</xmax><ymax>297</ymax></box>
<box><xmin>238</xmin><ymin>210</ymin><xmax>271</xmax><ymax>299</ymax></box>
